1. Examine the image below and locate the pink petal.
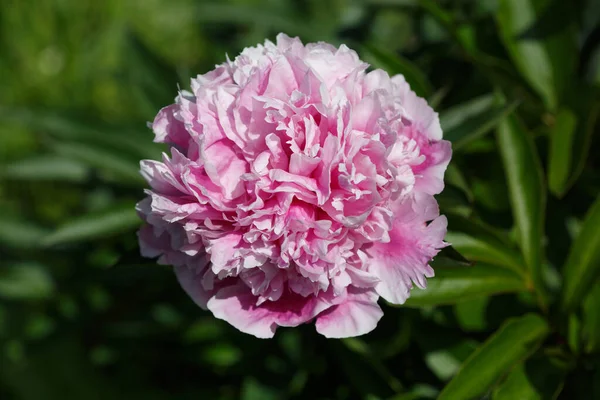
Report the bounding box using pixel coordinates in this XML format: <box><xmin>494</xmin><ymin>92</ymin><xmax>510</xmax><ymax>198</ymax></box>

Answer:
<box><xmin>315</xmin><ymin>288</ymin><xmax>383</xmax><ymax>338</ymax></box>
<box><xmin>202</xmin><ymin>141</ymin><xmax>248</xmax><ymax>199</ymax></box>
<box><xmin>207</xmin><ymin>284</ymin><xmax>334</xmax><ymax>338</ymax></box>
<box><xmin>413</xmin><ymin>140</ymin><xmax>452</xmax><ymax>195</ymax></box>
<box><xmin>152</xmin><ymin>104</ymin><xmax>190</xmax><ymax>149</ymax></box>
<box><xmin>392</xmin><ymin>74</ymin><xmax>443</xmax><ymax>141</ymax></box>
<box><xmin>207</xmin><ymin>233</ymin><xmax>244</xmax><ymax>274</ymax></box>
<box><xmin>366</xmin><ymin>211</ymin><xmax>447</xmax><ymax>304</ymax></box>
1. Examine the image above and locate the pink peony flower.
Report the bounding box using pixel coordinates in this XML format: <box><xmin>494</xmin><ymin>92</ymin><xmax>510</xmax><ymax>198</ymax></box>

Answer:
<box><xmin>137</xmin><ymin>34</ymin><xmax>451</xmax><ymax>338</ymax></box>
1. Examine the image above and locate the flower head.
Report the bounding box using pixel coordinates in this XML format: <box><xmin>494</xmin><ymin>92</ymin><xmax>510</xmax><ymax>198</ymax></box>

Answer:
<box><xmin>137</xmin><ymin>34</ymin><xmax>451</xmax><ymax>338</ymax></box>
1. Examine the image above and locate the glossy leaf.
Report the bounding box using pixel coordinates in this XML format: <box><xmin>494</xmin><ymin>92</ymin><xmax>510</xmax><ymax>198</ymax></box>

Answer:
<box><xmin>568</xmin><ymin>314</ymin><xmax>581</xmax><ymax>354</ymax></box>
<box><xmin>583</xmin><ymin>282</ymin><xmax>600</xmax><ymax>353</ymax></box>
<box><xmin>496</xmin><ymin>0</ymin><xmax>577</xmax><ymax>110</ymax></box>
<box><xmin>445</xmin><ymin>214</ymin><xmax>525</xmax><ymax>274</ymax></box>
<box><xmin>361</xmin><ymin>44</ymin><xmax>432</xmax><ymax>98</ymax></box>
<box><xmin>562</xmin><ymin>197</ymin><xmax>600</xmax><ymax>311</ymax></box>
<box><xmin>440</xmin><ymin>95</ymin><xmax>519</xmax><ymax>151</ymax></box>
<box><xmin>564</xmin><ymin>88</ymin><xmax>600</xmax><ymax>192</ymax></box>
<box><xmin>445</xmin><ymin>164</ymin><xmax>473</xmax><ymax>202</ymax></box>
<box><xmin>492</xmin><ymin>353</ymin><xmax>567</xmax><ymax>400</ymax></box>
<box><xmin>439</xmin><ymin>314</ymin><xmax>549</xmax><ymax>400</ymax></box>
<box><xmin>436</xmin><ymin>185</ymin><xmax>472</xmax><ymax>217</ymax></box>
<box><xmin>404</xmin><ymin>263</ymin><xmax>527</xmax><ymax>307</ymax></box>
<box><xmin>547</xmin><ymin>109</ymin><xmax>577</xmax><ymax>196</ymax></box>
<box><xmin>437</xmin><ymin>245</ymin><xmax>472</xmax><ymax>266</ymax></box>
<box><xmin>0</xmin><ymin>263</ymin><xmax>55</xmax><ymax>301</ymax></box>
<box><xmin>424</xmin><ymin>339</ymin><xmax>478</xmax><ymax>382</ymax></box>
<box><xmin>497</xmin><ymin>115</ymin><xmax>546</xmax><ymax>302</ymax></box>
<box><xmin>43</xmin><ymin>205</ymin><xmax>141</xmax><ymax>246</ymax></box>
<box><xmin>547</xmin><ymin>87</ymin><xmax>599</xmax><ymax>197</ymax></box>
<box><xmin>453</xmin><ymin>297</ymin><xmax>490</xmax><ymax>332</ymax></box>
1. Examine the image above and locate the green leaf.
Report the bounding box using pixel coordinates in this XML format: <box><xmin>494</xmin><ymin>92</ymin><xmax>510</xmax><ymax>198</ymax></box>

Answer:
<box><xmin>361</xmin><ymin>44</ymin><xmax>432</xmax><ymax>98</ymax></box>
<box><xmin>492</xmin><ymin>353</ymin><xmax>567</xmax><ymax>400</ymax></box>
<box><xmin>547</xmin><ymin>91</ymin><xmax>600</xmax><ymax>197</ymax></box>
<box><xmin>0</xmin><ymin>155</ymin><xmax>88</xmax><ymax>182</ymax></box>
<box><xmin>453</xmin><ymin>297</ymin><xmax>490</xmax><ymax>332</ymax></box>
<box><xmin>445</xmin><ymin>214</ymin><xmax>526</xmax><ymax>274</ymax></box>
<box><xmin>43</xmin><ymin>205</ymin><xmax>141</xmax><ymax>246</ymax></box>
<box><xmin>564</xmin><ymin>88</ymin><xmax>600</xmax><ymax>193</ymax></box>
<box><xmin>51</xmin><ymin>142</ymin><xmax>144</xmax><ymax>186</ymax></box>
<box><xmin>445</xmin><ymin>164</ymin><xmax>473</xmax><ymax>202</ymax></box>
<box><xmin>496</xmin><ymin>0</ymin><xmax>577</xmax><ymax>110</ymax></box>
<box><xmin>0</xmin><ymin>215</ymin><xmax>49</xmax><ymax>249</ymax></box>
<box><xmin>562</xmin><ymin>196</ymin><xmax>600</xmax><ymax>311</ymax></box>
<box><xmin>437</xmin><ymin>245</ymin><xmax>472</xmax><ymax>266</ymax></box>
<box><xmin>438</xmin><ymin>314</ymin><xmax>549</xmax><ymax>400</ymax></box>
<box><xmin>424</xmin><ymin>340</ymin><xmax>478</xmax><ymax>381</ymax></box>
<box><xmin>437</xmin><ymin>185</ymin><xmax>472</xmax><ymax>217</ymax></box>
<box><xmin>583</xmin><ymin>282</ymin><xmax>600</xmax><ymax>353</ymax></box>
<box><xmin>404</xmin><ymin>263</ymin><xmax>527</xmax><ymax>307</ymax></box>
<box><xmin>440</xmin><ymin>95</ymin><xmax>519</xmax><ymax>152</ymax></box>
<box><xmin>0</xmin><ymin>107</ymin><xmax>162</xmax><ymax>161</ymax></box>
<box><xmin>547</xmin><ymin>108</ymin><xmax>577</xmax><ymax>196</ymax></box>
<box><xmin>497</xmin><ymin>115</ymin><xmax>547</xmax><ymax>304</ymax></box>
<box><xmin>0</xmin><ymin>263</ymin><xmax>55</xmax><ymax>301</ymax></box>
<box><xmin>567</xmin><ymin>314</ymin><xmax>581</xmax><ymax>354</ymax></box>
<box><xmin>444</xmin><ymin>230</ymin><xmax>520</xmax><ymax>269</ymax></box>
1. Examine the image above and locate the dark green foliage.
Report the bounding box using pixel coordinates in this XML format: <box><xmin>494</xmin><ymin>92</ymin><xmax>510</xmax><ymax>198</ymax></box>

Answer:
<box><xmin>1</xmin><ymin>0</ymin><xmax>599</xmax><ymax>399</ymax></box>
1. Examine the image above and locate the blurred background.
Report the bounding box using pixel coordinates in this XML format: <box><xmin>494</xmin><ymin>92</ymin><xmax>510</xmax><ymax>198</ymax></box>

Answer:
<box><xmin>1</xmin><ymin>0</ymin><xmax>599</xmax><ymax>399</ymax></box>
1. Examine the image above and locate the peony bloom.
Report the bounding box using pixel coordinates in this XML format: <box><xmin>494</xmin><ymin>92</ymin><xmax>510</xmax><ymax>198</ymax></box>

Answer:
<box><xmin>137</xmin><ymin>34</ymin><xmax>451</xmax><ymax>338</ymax></box>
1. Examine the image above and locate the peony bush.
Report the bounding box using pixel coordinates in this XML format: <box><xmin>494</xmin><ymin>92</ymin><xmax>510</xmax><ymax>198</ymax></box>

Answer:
<box><xmin>4</xmin><ymin>1</ymin><xmax>600</xmax><ymax>398</ymax></box>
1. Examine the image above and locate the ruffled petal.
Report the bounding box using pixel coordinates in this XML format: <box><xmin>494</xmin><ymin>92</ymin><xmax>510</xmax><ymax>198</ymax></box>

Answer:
<box><xmin>315</xmin><ymin>288</ymin><xmax>383</xmax><ymax>338</ymax></box>
<box><xmin>207</xmin><ymin>284</ymin><xmax>334</xmax><ymax>338</ymax></box>
<box><xmin>366</xmin><ymin>195</ymin><xmax>447</xmax><ymax>304</ymax></box>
